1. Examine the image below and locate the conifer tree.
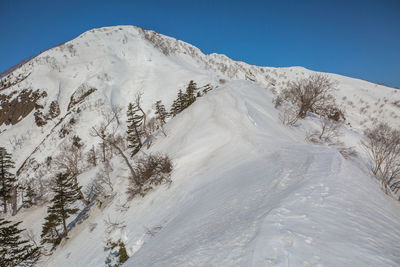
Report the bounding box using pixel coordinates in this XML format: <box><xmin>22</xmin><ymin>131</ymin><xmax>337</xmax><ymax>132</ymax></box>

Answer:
<box><xmin>170</xmin><ymin>89</ymin><xmax>185</xmax><ymax>116</ymax></box>
<box><xmin>126</xmin><ymin>103</ymin><xmax>144</xmax><ymax>157</ymax></box>
<box><xmin>41</xmin><ymin>173</ymin><xmax>81</xmax><ymax>249</ymax></box>
<box><xmin>0</xmin><ymin>218</ymin><xmax>41</xmax><ymax>267</ymax></box>
<box><xmin>72</xmin><ymin>135</ymin><xmax>83</xmax><ymax>149</ymax></box>
<box><xmin>0</xmin><ymin>147</ymin><xmax>16</xmax><ymax>213</ymax></box>
<box><xmin>105</xmin><ymin>239</ymin><xmax>129</xmax><ymax>266</ymax></box>
<box><xmin>184</xmin><ymin>80</ymin><xmax>197</xmax><ymax>108</ymax></box>
<box><xmin>40</xmin><ymin>213</ymin><xmax>61</xmax><ymax>250</ymax></box>
<box><xmin>154</xmin><ymin>100</ymin><xmax>168</xmax><ymax>126</ymax></box>
<box><xmin>23</xmin><ymin>182</ymin><xmax>37</xmax><ymax>208</ymax></box>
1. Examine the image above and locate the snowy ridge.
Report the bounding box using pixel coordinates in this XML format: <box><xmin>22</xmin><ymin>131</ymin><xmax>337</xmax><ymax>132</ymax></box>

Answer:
<box><xmin>1</xmin><ymin>26</ymin><xmax>400</xmax><ymax>266</ymax></box>
<box><xmin>35</xmin><ymin>80</ymin><xmax>400</xmax><ymax>266</ymax></box>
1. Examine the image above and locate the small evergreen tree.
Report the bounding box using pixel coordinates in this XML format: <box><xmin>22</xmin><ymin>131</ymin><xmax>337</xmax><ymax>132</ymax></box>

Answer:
<box><xmin>72</xmin><ymin>135</ymin><xmax>83</xmax><ymax>149</ymax></box>
<box><xmin>154</xmin><ymin>100</ymin><xmax>168</xmax><ymax>126</ymax></box>
<box><xmin>41</xmin><ymin>173</ymin><xmax>81</xmax><ymax>250</ymax></box>
<box><xmin>126</xmin><ymin>103</ymin><xmax>144</xmax><ymax>157</ymax></box>
<box><xmin>0</xmin><ymin>218</ymin><xmax>41</xmax><ymax>267</ymax></box>
<box><xmin>0</xmin><ymin>147</ymin><xmax>16</xmax><ymax>214</ymax></box>
<box><xmin>23</xmin><ymin>182</ymin><xmax>37</xmax><ymax>208</ymax></box>
<box><xmin>105</xmin><ymin>239</ymin><xmax>129</xmax><ymax>267</ymax></box>
<box><xmin>170</xmin><ymin>89</ymin><xmax>185</xmax><ymax>116</ymax></box>
<box><xmin>40</xmin><ymin>214</ymin><xmax>61</xmax><ymax>250</ymax></box>
<box><xmin>184</xmin><ymin>80</ymin><xmax>197</xmax><ymax>108</ymax></box>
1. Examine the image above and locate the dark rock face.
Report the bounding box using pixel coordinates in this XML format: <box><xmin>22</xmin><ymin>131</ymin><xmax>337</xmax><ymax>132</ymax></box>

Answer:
<box><xmin>67</xmin><ymin>85</ymin><xmax>96</xmax><ymax>111</ymax></box>
<box><xmin>0</xmin><ymin>89</ymin><xmax>48</xmax><ymax>126</ymax></box>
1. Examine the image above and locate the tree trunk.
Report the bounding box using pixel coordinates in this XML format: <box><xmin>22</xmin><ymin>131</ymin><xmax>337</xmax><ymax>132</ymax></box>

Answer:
<box><xmin>110</xmin><ymin>142</ymin><xmax>138</xmax><ymax>185</ymax></box>
<box><xmin>11</xmin><ymin>186</ymin><xmax>17</xmax><ymax>215</ymax></box>
<box><xmin>62</xmin><ymin>218</ymin><xmax>68</xmax><ymax>237</ymax></box>
<box><xmin>2</xmin><ymin>195</ymin><xmax>6</xmax><ymax>213</ymax></box>
<box><xmin>73</xmin><ymin>175</ymin><xmax>89</xmax><ymax>206</ymax></box>
<box><xmin>102</xmin><ymin>141</ymin><xmax>106</xmax><ymax>162</ymax></box>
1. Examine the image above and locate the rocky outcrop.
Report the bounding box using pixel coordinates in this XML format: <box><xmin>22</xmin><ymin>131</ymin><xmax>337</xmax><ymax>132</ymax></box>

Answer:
<box><xmin>67</xmin><ymin>84</ymin><xmax>97</xmax><ymax>111</ymax></box>
<box><xmin>0</xmin><ymin>89</ymin><xmax>47</xmax><ymax>126</ymax></box>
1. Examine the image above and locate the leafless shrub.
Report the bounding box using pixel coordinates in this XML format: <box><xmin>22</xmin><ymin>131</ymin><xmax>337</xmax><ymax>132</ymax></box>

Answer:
<box><xmin>362</xmin><ymin>123</ymin><xmax>400</xmax><ymax>196</ymax></box>
<box><xmin>392</xmin><ymin>100</ymin><xmax>400</xmax><ymax>109</ymax></box>
<box><xmin>144</xmin><ymin>225</ymin><xmax>162</xmax><ymax>237</ymax></box>
<box><xmin>23</xmin><ymin>229</ymin><xmax>40</xmax><ymax>248</ymax></box>
<box><xmin>279</xmin><ymin>107</ymin><xmax>299</xmax><ymax>126</ymax></box>
<box><xmin>338</xmin><ymin>146</ymin><xmax>358</xmax><ymax>159</ymax></box>
<box><xmin>53</xmin><ymin>137</ymin><xmax>89</xmax><ymax>206</ymax></box>
<box><xmin>126</xmin><ymin>153</ymin><xmax>173</xmax><ymax>199</ymax></box>
<box><xmin>306</xmin><ymin>119</ymin><xmax>341</xmax><ymax>144</ymax></box>
<box><xmin>280</xmin><ymin>74</ymin><xmax>342</xmax><ymax>120</ymax></box>
<box><xmin>273</xmin><ymin>95</ymin><xmax>283</xmax><ymax>108</ymax></box>
<box><xmin>91</xmin><ymin>106</ymin><xmax>139</xmax><ymax>184</ymax></box>
<box><xmin>85</xmin><ymin>161</ymin><xmax>114</xmax><ymax>202</ymax></box>
<box><xmin>146</xmin><ymin>117</ymin><xmax>157</xmax><ymax>134</ymax></box>
<box><xmin>104</xmin><ymin>217</ymin><xmax>126</xmax><ymax>236</ymax></box>
<box><xmin>315</xmin><ymin>103</ymin><xmax>345</xmax><ymax>122</ymax></box>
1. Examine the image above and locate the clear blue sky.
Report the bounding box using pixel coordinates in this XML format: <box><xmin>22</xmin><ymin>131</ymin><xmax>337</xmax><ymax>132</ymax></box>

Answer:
<box><xmin>1</xmin><ymin>0</ymin><xmax>399</xmax><ymax>88</ymax></box>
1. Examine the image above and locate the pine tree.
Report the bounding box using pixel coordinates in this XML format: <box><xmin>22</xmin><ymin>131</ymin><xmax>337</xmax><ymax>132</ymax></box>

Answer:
<box><xmin>40</xmin><ymin>213</ymin><xmax>61</xmax><ymax>250</ymax></box>
<box><xmin>126</xmin><ymin>103</ymin><xmax>144</xmax><ymax>157</ymax></box>
<box><xmin>41</xmin><ymin>173</ymin><xmax>81</xmax><ymax>249</ymax></box>
<box><xmin>72</xmin><ymin>135</ymin><xmax>83</xmax><ymax>149</ymax></box>
<box><xmin>23</xmin><ymin>182</ymin><xmax>37</xmax><ymax>208</ymax></box>
<box><xmin>0</xmin><ymin>147</ymin><xmax>16</xmax><ymax>214</ymax></box>
<box><xmin>170</xmin><ymin>89</ymin><xmax>185</xmax><ymax>116</ymax></box>
<box><xmin>105</xmin><ymin>239</ymin><xmax>129</xmax><ymax>267</ymax></box>
<box><xmin>154</xmin><ymin>100</ymin><xmax>168</xmax><ymax>126</ymax></box>
<box><xmin>184</xmin><ymin>80</ymin><xmax>197</xmax><ymax>108</ymax></box>
<box><xmin>0</xmin><ymin>218</ymin><xmax>41</xmax><ymax>267</ymax></box>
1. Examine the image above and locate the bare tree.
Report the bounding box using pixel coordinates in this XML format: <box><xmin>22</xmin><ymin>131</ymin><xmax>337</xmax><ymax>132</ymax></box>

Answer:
<box><xmin>338</xmin><ymin>146</ymin><xmax>358</xmax><ymax>159</ymax></box>
<box><xmin>126</xmin><ymin>153</ymin><xmax>172</xmax><ymax>199</ymax></box>
<box><xmin>90</xmin><ymin>107</ymin><xmax>139</xmax><ymax>185</ymax></box>
<box><xmin>104</xmin><ymin>216</ymin><xmax>126</xmax><ymax>236</ymax></box>
<box><xmin>54</xmin><ymin>138</ymin><xmax>89</xmax><ymax>206</ymax></box>
<box><xmin>85</xmin><ymin>160</ymin><xmax>114</xmax><ymax>202</ymax></box>
<box><xmin>279</xmin><ymin>107</ymin><xmax>299</xmax><ymax>126</ymax></box>
<box><xmin>87</xmin><ymin>145</ymin><xmax>97</xmax><ymax>167</ymax></box>
<box><xmin>362</xmin><ymin>123</ymin><xmax>400</xmax><ymax>195</ymax></box>
<box><xmin>281</xmin><ymin>74</ymin><xmax>342</xmax><ymax>121</ymax></box>
<box><xmin>306</xmin><ymin>119</ymin><xmax>341</xmax><ymax>144</ymax></box>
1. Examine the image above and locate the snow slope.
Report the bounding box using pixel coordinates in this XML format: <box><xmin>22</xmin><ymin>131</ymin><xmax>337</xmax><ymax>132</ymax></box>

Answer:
<box><xmin>1</xmin><ymin>26</ymin><xmax>400</xmax><ymax>266</ymax></box>
<box><xmin>36</xmin><ymin>81</ymin><xmax>400</xmax><ymax>266</ymax></box>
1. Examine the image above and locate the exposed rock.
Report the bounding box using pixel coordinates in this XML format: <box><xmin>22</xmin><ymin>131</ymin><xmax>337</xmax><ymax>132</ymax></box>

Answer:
<box><xmin>67</xmin><ymin>84</ymin><xmax>97</xmax><ymax>111</ymax></box>
<box><xmin>48</xmin><ymin>100</ymin><xmax>61</xmax><ymax>118</ymax></box>
<box><xmin>0</xmin><ymin>89</ymin><xmax>47</xmax><ymax>126</ymax></box>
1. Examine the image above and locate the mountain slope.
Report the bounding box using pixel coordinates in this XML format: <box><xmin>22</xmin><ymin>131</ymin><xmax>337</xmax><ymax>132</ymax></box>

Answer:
<box><xmin>1</xmin><ymin>26</ymin><xmax>400</xmax><ymax>266</ymax></box>
<box><xmin>38</xmin><ymin>81</ymin><xmax>400</xmax><ymax>266</ymax></box>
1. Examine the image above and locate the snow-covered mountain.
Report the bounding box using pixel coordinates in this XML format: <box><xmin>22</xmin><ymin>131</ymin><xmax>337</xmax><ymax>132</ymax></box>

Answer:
<box><xmin>1</xmin><ymin>25</ymin><xmax>400</xmax><ymax>266</ymax></box>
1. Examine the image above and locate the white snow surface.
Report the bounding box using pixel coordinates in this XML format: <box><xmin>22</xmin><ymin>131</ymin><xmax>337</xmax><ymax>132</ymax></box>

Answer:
<box><xmin>1</xmin><ymin>26</ymin><xmax>400</xmax><ymax>266</ymax></box>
